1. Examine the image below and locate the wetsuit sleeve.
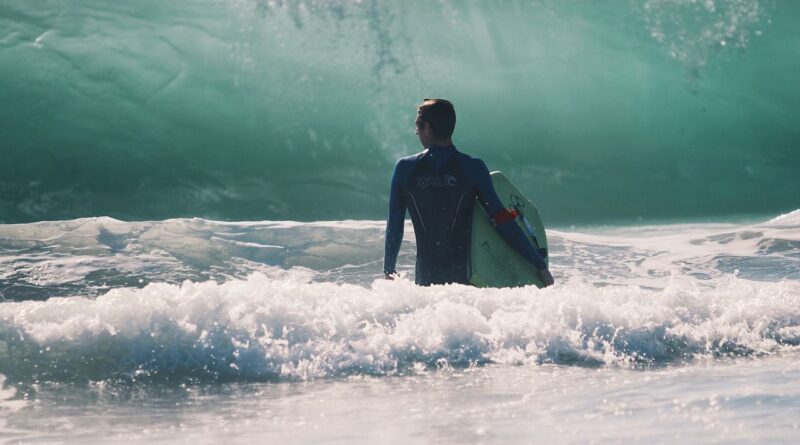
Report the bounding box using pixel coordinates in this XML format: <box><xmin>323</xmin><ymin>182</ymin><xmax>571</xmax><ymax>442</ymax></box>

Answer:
<box><xmin>473</xmin><ymin>160</ymin><xmax>548</xmax><ymax>271</ymax></box>
<box><xmin>383</xmin><ymin>160</ymin><xmax>407</xmax><ymax>274</ymax></box>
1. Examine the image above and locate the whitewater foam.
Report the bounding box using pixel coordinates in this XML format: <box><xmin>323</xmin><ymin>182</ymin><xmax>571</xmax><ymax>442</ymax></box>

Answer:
<box><xmin>1</xmin><ymin>212</ymin><xmax>798</xmax><ymax>383</ymax></box>
<box><xmin>0</xmin><ymin>270</ymin><xmax>797</xmax><ymax>383</ymax></box>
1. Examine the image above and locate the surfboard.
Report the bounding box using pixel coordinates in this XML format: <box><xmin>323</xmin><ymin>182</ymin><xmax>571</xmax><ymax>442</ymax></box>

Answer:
<box><xmin>469</xmin><ymin>171</ymin><xmax>549</xmax><ymax>288</ymax></box>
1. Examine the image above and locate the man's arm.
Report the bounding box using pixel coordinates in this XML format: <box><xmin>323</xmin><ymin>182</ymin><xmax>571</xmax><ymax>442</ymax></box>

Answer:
<box><xmin>473</xmin><ymin>159</ymin><xmax>553</xmax><ymax>286</ymax></box>
<box><xmin>383</xmin><ymin>160</ymin><xmax>407</xmax><ymax>277</ymax></box>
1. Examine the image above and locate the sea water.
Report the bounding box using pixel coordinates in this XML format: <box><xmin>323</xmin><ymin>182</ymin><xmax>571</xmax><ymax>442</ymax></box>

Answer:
<box><xmin>2</xmin><ymin>0</ymin><xmax>799</xmax><ymax>443</ymax></box>
<box><xmin>0</xmin><ymin>212</ymin><xmax>798</xmax><ymax>443</ymax></box>
<box><xmin>1</xmin><ymin>0</ymin><xmax>798</xmax><ymax>224</ymax></box>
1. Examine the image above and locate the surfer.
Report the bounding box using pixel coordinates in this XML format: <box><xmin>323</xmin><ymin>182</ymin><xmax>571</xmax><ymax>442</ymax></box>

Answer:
<box><xmin>383</xmin><ymin>98</ymin><xmax>554</xmax><ymax>287</ymax></box>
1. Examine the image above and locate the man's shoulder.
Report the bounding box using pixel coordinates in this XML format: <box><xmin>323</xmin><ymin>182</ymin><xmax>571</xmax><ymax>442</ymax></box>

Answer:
<box><xmin>453</xmin><ymin>150</ymin><xmax>487</xmax><ymax>171</ymax></box>
<box><xmin>454</xmin><ymin>150</ymin><xmax>481</xmax><ymax>161</ymax></box>
<box><xmin>393</xmin><ymin>152</ymin><xmax>424</xmax><ymax>172</ymax></box>
<box><xmin>391</xmin><ymin>152</ymin><xmax>424</xmax><ymax>185</ymax></box>
<box><xmin>396</xmin><ymin>152</ymin><xmax>424</xmax><ymax>164</ymax></box>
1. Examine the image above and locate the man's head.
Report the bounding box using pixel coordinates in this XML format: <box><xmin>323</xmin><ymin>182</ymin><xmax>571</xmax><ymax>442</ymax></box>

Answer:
<box><xmin>415</xmin><ymin>98</ymin><xmax>456</xmax><ymax>148</ymax></box>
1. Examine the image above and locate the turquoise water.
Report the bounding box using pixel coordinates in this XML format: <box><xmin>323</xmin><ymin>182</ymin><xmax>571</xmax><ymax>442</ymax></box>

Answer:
<box><xmin>1</xmin><ymin>0</ymin><xmax>798</xmax><ymax>224</ymax></box>
<box><xmin>1</xmin><ymin>1</ymin><xmax>799</xmax><ymax>443</ymax></box>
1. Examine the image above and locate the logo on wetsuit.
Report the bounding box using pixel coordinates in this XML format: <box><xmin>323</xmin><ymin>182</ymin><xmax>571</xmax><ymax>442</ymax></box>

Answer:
<box><xmin>417</xmin><ymin>174</ymin><xmax>458</xmax><ymax>188</ymax></box>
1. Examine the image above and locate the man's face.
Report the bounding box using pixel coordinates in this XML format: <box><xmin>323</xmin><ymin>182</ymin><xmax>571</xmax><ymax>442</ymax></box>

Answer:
<box><xmin>415</xmin><ymin>109</ymin><xmax>433</xmax><ymax>147</ymax></box>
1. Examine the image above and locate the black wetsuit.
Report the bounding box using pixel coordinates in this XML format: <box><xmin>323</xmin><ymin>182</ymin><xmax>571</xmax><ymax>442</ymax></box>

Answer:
<box><xmin>383</xmin><ymin>145</ymin><xmax>547</xmax><ymax>286</ymax></box>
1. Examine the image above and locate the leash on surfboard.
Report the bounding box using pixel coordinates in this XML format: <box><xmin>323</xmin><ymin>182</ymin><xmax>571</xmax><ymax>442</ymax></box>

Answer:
<box><xmin>517</xmin><ymin>210</ymin><xmax>548</xmax><ymax>260</ymax></box>
<box><xmin>494</xmin><ymin>207</ymin><xmax>548</xmax><ymax>260</ymax></box>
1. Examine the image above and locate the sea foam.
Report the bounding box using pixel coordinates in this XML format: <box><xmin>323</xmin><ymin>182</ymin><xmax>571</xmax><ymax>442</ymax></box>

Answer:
<box><xmin>0</xmin><ymin>269</ymin><xmax>797</xmax><ymax>383</ymax></box>
<box><xmin>1</xmin><ymin>212</ymin><xmax>798</xmax><ymax>383</ymax></box>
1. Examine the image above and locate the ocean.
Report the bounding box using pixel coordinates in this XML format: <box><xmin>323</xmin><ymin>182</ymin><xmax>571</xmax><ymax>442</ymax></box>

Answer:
<box><xmin>0</xmin><ymin>214</ymin><xmax>798</xmax><ymax>443</ymax></box>
<box><xmin>1</xmin><ymin>0</ymin><xmax>799</xmax><ymax>443</ymax></box>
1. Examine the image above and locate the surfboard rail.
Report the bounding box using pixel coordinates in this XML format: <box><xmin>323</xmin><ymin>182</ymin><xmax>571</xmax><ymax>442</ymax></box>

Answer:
<box><xmin>469</xmin><ymin>171</ymin><xmax>549</xmax><ymax>288</ymax></box>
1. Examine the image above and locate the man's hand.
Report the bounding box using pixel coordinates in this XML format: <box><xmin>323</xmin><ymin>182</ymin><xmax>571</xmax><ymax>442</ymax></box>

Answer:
<box><xmin>384</xmin><ymin>272</ymin><xmax>395</xmax><ymax>280</ymax></box>
<box><xmin>538</xmin><ymin>268</ymin><xmax>554</xmax><ymax>287</ymax></box>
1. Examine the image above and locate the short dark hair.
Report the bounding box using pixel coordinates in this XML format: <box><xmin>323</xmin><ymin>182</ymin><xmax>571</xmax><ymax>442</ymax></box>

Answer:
<box><xmin>418</xmin><ymin>98</ymin><xmax>456</xmax><ymax>139</ymax></box>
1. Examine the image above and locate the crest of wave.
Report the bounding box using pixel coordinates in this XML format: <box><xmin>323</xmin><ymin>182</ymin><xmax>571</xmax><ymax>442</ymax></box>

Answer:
<box><xmin>0</xmin><ymin>269</ymin><xmax>798</xmax><ymax>383</ymax></box>
<box><xmin>642</xmin><ymin>0</ymin><xmax>767</xmax><ymax>69</ymax></box>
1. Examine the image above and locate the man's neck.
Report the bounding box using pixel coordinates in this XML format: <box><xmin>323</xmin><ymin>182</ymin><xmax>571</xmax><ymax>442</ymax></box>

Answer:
<box><xmin>428</xmin><ymin>139</ymin><xmax>454</xmax><ymax>149</ymax></box>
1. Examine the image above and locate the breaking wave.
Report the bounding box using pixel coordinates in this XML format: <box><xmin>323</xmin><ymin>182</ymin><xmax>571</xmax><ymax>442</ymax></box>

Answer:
<box><xmin>0</xmin><ymin>272</ymin><xmax>798</xmax><ymax>383</ymax></box>
<box><xmin>0</xmin><ymin>211</ymin><xmax>798</xmax><ymax>383</ymax></box>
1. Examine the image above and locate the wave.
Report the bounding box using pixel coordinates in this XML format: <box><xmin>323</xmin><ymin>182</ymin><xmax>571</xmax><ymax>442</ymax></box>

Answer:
<box><xmin>0</xmin><ymin>271</ymin><xmax>798</xmax><ymax>383</ymax></box>
<box><xmin>1</xmin><ymin>209</ymin><xmax>798</xmax><ymax>300</ymax></box>
<box><xmin>0</xmin><ymin>212</ymin><xmax>799</xmax><ymax>383</ymax></box>
<box><xmin>1</xmin><ymin>0</ymin><xmax>798</xmax><ymax>224</ymax></box>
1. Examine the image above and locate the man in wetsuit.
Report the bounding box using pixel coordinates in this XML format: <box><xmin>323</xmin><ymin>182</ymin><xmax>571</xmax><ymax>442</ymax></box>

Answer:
<box><xmin>383</xmin><ymin>98</ymin><xmax>555</xmax><ymax>287</ymax></box>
